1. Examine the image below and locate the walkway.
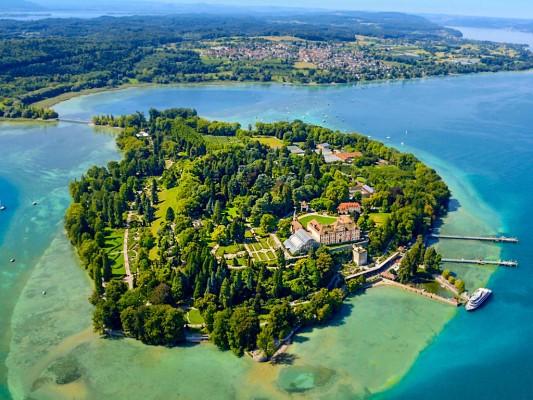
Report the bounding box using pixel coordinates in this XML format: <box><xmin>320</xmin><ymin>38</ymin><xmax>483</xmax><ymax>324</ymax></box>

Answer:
<box><xmin>434</xmin><ymin>275</ymin><xmax>469</xmax><ymax>302</ymax></box>
<box><xmin>376</xmin><ymin>278</ymin><xmax>460</xmax><ymax>306</ymax></box>
<box><xmin>345</xmin><ymin>251</ymin><xmax>400</xmax><ymax>280</ymax></box>
<box><xmin>123</xmin><ymin>211</ymin><xmax>134</xmax><ymax>289</ymax></box>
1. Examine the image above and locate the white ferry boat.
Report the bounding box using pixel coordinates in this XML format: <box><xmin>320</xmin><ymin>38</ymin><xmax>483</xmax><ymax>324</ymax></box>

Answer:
<box><xmin>465</xmin><ymin>288</ymin><xmax>492</xmax><ymax>311</ymax></box>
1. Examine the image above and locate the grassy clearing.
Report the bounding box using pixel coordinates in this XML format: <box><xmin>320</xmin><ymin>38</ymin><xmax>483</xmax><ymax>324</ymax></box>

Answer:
<box><xmin>187</xmin><ymin>309</ymin><xmax>205</xmax><ymax>325</ymax></box>
<box><xmin>236</xmin><ymin>257</ymin><xmax>247</xmax><ymax>266</ymax></box>
<box><xmin>216</xmin><ymin>244</ymin><xmax>239</xmax><ymax>256</ymax></box>
<box><xmin>369</xmin><ymin>212</ymin><xmax>391</xmax><ymax>226</ymax></box>
<box><xmin>204</xmin><ymin>135</ymin><xmax>243</xmax><ymax>150</ymax></box>
<box><xmin>104</xmin><ymin>228</ymin><xmax>125</xmax><ymax>276</ymax></box>
<box><xmin>151</xmin><ymin>186</ymin><xmax>181</xmax><ymax>237</ymax></box>
<box><xmin>225</xmin><ymin>206</ymin><xmax>239</xmax><ymax>219</ymax></box>
<box><xmin>252</xmin><ymin>136</ymin><xmax>284</xmax><ymax>148</ymax></box>
<box><xmin>294</xmin><ymin>61</ymin><xmax>317</xmax><ymax>69</ymax></box>
<box><xmin>299</xmin><ymin>214</ymin><xmax>337</xmax><ymax>228</ymax></box>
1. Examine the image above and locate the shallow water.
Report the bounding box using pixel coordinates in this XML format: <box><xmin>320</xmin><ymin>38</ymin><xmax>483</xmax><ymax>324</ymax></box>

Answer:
<box><xmin>2</xmin><ymin>71</ymin><xmax>532</xmax><ymax>399</ymax></box>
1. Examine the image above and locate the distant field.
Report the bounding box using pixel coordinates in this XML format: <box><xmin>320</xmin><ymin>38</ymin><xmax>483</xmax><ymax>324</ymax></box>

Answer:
<box><xmin>252</xmin><ymin>136</ymin><xmax>284</xmax><ymax>148</ymax></box>
<box><xmin>299</xmin><ymin>214</ymin><xmax>337</xmax><ymax>228</ymax></box>
<box><xmin>294</xmin><ymin>61</ymin><xmax>317</xmax><ymax>69</ymax></box>
<box><xmin>258</xmin><ymin>35</ymin><xmax>304</xmax><ymax>42</ymax></box>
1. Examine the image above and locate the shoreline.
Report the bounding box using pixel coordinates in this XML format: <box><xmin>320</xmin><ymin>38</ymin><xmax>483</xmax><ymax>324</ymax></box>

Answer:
<box><xmin>30</xmin><ymin>69</ymin><xmax>533</xmax><ymax>110</ymax></box>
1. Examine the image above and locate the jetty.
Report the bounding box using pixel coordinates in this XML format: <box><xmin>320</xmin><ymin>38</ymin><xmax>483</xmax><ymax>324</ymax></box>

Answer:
<box><xmin>441</xmin><ymin>258</ymin><xmax>518</xmax><ymax>267</ymax></box>
<box><xmin>57</xmin><ymin>118</ymin><xmax>92</xmax><ymax>125</ymax></box>
<box><xmin>429</xmin><ymin>234</ymin><xmax>518</xmax><ymax>243</ymax></box>
<box><xmin>376</xmin><ymin>278</ymin><xmax>460</xmax><ymax>307</ymax></box>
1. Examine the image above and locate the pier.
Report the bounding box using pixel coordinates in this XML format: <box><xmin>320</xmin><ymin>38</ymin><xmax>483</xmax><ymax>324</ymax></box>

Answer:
<box><xmin>441</xmin><ymin>258</ymin><xmax>518</xmax><ymax>267</ymax></box>
<box><xmin>57</xmin><ymin>118</ymin><xmax>92</xmax><ymax>125</ymax></box>
<box><xmin>429</xmin><ymin>234</ymin><xmax>518</xmax><ymax>243</ymax></box>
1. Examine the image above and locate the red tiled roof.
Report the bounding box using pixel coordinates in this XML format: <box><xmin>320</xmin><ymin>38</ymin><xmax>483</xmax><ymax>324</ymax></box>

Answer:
<box><xmin>337</xmin><ymin>202</ymin><xmax>361</xmax><ymax>212</ymax></box>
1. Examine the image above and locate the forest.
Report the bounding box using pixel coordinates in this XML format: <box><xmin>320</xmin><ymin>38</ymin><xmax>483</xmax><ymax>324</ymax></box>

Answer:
<box><xmin>65</xmin><ymin>108</ymin><xmax>450</xmax><ymax>357</ymax></box>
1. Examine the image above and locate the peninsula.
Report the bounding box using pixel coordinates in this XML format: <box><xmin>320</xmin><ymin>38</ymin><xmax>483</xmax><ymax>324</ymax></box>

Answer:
<box><xmin>65</xmin><ymin>108</ymin><xmax>450</xmax><ymax>357</ymax></box>
<box><xmin>1</xmin><ymin>12</ymin><xmax>533</xmax><ymax>118</ymax></box>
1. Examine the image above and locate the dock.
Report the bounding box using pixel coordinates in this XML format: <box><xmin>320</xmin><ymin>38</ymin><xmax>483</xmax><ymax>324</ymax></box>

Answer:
<box><xmin>429</xmin><ymin>234</ymin><xmax>518</xmax><ymax>243</ymax></box>
<box><xmin>441</xmin><ymin>258</ymin><xmax>518</xmax><ymax>267</ymax></box>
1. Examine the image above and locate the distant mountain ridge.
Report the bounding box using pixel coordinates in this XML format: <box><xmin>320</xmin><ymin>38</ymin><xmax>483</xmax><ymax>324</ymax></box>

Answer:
<box><xmin>0</xmin><ymin>0</ymin><xmax>46</xmax><ymax>11</ymax></box>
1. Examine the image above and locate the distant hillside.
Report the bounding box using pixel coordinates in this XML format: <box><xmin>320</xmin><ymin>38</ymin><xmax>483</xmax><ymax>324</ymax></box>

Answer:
<box><xmin>0</xmin><ymin>0</ymin><xmax>45</xmax><ymax>11</ymax></box>
<box><xmin>0</xmin><ymin>11</ymin><xmax>460</xmax><ymax>41</ymax></box>
<box><xmin>426</xmin><ymin>14</ymin><xmax>533</xmax><ymax>34</ymax></box>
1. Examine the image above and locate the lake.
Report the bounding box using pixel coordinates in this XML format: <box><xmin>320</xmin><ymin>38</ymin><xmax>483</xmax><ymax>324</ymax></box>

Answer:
<box><xmin>1</xmin><ymin>71</ymin><xmax>532</xmax><ymax>399</ymax></box>
<box><xmin>451</xmin><ymin>26</ymin><xmax>533</xmax><ymax>49</ymax></box>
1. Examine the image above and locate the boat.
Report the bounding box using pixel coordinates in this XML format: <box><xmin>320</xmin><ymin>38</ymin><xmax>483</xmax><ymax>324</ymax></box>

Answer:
<box><xmin>465</xmin><ymin>288</ymin><xmax>492</xmax><ymax>311</ymax></box>
<box><xmin>0</xmin><ymin>200</ymin><xmax>5</xmax><ymax>211</ymax></box>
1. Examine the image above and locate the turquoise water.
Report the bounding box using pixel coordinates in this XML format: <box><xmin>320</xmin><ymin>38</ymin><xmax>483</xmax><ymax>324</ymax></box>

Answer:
<box><xmin>2</xmin><ymin>71</ymin><xmax>532</xmax><ymax>398</ymax></box>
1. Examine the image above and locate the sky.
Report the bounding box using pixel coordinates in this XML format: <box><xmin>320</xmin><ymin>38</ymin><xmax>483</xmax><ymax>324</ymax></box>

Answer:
<box><xmin>150</xmin><ymin>0</ymin><xmax>533</xmax><ymax>18</ymax></box>
<box><xmin>29</xmin><ymin>0</ymin><xmax>533</xmax><ymax>19</ymax></box>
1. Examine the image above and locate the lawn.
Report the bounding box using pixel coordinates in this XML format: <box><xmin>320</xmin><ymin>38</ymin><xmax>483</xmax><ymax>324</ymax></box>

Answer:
<box><xmin>258</xmin><ymin>252</ymin><xmax>268</xmax><ymax>261</ymax></box>
<box><xmin>104</xmin><ymin>228</ymin><xmax>125</xmax><ymax>277</ymax></box>
<box><xmin>250</xmin><ymin>242</ymin><xmax>262</xmax><ymax>251</ymax></box>
<box><xmin>215</xmin><ymin>244</ymin><xmax>239</xmax><ymax>256</ymax></box>
<box><xmin>224</xmin><ymin>206</ymin><xmax>239</xmax><ymax>219</ymax></box>
<box><xmin>252</xmin><ymin>136</ymin><xmax>284</xmax><ymax>148</ymax></box>
<box><xmin>266</xmin><ymin>250</ymin><xmax>276</xmax><ymax>260</ymax></box>
<box><xmin>187</xmin><ymin>309</ymin><xmax>205</xmax><ymax>325</ymax></box>
<box><xmin>151</xmin><ymin>186</ymin><xmax>181</xmax><ymax>238</ymax></box>
<box><xmin>369</xmin><ymin>212</ymin><xmax>391</xmax><ymax>226</ymax></box>
<box><xmin>253</xmin><ymin>253</ymin><xmax>263</xmax><ymax>262</ymax></box>
<box><xmin>259</xmin><ymin>237</ymin><xmax>271</xmax><ymax>249</ymax></box>
<box><xmin>299</xmin><ymin>214</ymin><xmax>337</xmax><ymax>228</ymax></box>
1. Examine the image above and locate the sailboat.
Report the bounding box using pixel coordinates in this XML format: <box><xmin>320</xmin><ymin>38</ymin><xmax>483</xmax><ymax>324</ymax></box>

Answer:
<box><xmin>0</xmin><ymin>200</ymin><xmax>6</xmax><ymax>211</ymax></box>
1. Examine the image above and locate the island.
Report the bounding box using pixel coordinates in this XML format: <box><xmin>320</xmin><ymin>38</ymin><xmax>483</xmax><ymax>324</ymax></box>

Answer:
<box><xmin>64</xmin><ymin>108</ymin><xmax>451</xmax><ymax>358</ymax></box>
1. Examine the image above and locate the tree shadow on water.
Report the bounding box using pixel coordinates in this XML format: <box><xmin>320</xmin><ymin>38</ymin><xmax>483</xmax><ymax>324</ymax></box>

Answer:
<box><xmin>270</xmin><ymin>353</ymin><xmax>298</xmax><ymax>366</ymax></box>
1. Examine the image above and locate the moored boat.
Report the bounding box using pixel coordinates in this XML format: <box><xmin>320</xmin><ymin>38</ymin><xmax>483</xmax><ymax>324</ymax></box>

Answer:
<box><xmin>465</xmin><ymin>288</ymin><xmax>492</xmax><ymax>311</ymax></box>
